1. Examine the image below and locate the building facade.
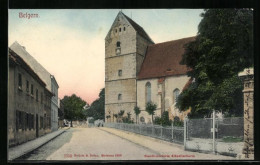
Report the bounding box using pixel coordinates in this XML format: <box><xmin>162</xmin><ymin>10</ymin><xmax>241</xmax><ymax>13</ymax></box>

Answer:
<box><xmin>105</xmin><ymin>12</ymin><xmax>192</xmax><ymax>124</ymax></box>
<box><xmin>8</xmin><ymin>49</ymin><xmax>52</xmax><ymax>147</ymax></box>
<box><xmin>10</xmin><ymin>42</ymin><xmax>59</xmax><ymax>131</ymax></box>
<box><xmin>105</xmin><ymin>11</ymin><xmax>154</xmax><ymax>122</ymax></box>
<box><xmin>51</xmin><ymin>76</ymin><xmax>59</xmax><ymax>131</ymax></box>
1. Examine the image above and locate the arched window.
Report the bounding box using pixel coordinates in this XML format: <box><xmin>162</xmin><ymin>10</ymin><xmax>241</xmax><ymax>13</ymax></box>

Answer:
<box><xmin>118</xmin><ymin>94</ymin><xmax>122</xmax><ymax>100</ymax></box>
<box><xmin>173</xmin><ymin>88</ymin><xmax>180</xmax><ymax>102</ymax></box>
<box><xmin>116</xmin><ymin>41</ymin><xmax>121</xmax><ymax>47</ymax></box>
<box><xmin>145</xmin><ymin>82</ymin><xmax>151</xmax><ymax>103</ymax></box>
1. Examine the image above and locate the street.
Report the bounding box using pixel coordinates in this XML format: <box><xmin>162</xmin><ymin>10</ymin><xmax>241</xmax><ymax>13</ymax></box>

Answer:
<box><xmin>23</xmin><ymin>128</ymin><xmax>161</xmax><ymax>160</ymax></box>
<box><xmin>20</xmin><ymin>127</ymin><xmax>236</xmax><ymax>160</ymax></box>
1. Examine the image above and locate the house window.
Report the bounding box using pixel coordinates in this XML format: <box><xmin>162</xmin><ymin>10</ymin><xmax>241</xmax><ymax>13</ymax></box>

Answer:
<box><xmin>26</xmin><ymin>80</ymin><xmax>29</xmax><ymax>93</ymax></box>
<box><xmin>145</xmin><ymin>82</ymin><xmax>151</xmax><ymax>103</ymax></box>
<box><xmin>41</xmin><ymin>92</ymin><xmax>43</xmax><ymax>103</ymax></box>
<box><xmin>31</xmin><ymin>84</ymin><xmax>34</xmax><ymax>96</ymax></box>
<box><xmin>36</xmin><ymin>89</ymin><xmax>39</xmax><ymax>101</ymax></box>
<box><xmin>173</xmin><ymin>88</ymin><xmax>180</xmax><ymax>102</ymax></box>
<box><xmin>18</xmin><ymin>73</ymin><xmax>22</xmax><ymax>90</ymax></box>
<box><xmin>118</xmin><ymin>70</ymin><xmax>122</xmax><ymax>76</ymax></box>
<box><xmin>26</xmin><ymin>113</ymin><xmax>29</xmax><ymax>129</ymax></box>
<box><xmin>118</xmin><ymin>94</ymin><xmax>122</xmax><ymax>100</ymax></box>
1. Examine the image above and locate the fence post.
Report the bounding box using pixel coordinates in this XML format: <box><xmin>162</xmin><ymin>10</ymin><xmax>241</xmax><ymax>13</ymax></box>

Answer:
<box><xmin>171</xmin><ymin>121</ymin><xmax>173</xmax><ymax>140</ymax></box>
<box><xmin>161</xmin><ymin>124</ymin><xmax>163</xmax><ymax>138</ymax></box>
<box><xmin>184</xmin><ymin>116</ymin><xmax>187</xmax><ymax>150</ymax></box>
<box><xmin>212</xmin><ymin>110</ymin><xmax>216</xmax><ymax>154</ymax></box>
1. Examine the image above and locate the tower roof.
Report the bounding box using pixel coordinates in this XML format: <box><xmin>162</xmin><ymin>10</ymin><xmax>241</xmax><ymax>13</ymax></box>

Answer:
<box><xmin>121</xmin><ymin>12</ymin><xmax>154</xmax><ymax>43</ymax></box>
<box><xmin>138</xmin><ymin>37</ymin><xmax>196</xmax><ymax>80</ymax></box>
<box><xmin>106</xmin><ymin>11</ymin><xmax>154</xmax><ymax>44</ymax></box>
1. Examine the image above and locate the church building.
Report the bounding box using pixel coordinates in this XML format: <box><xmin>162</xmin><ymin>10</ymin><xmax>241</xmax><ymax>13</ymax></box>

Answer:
<box><xmin>105</xmin><ymin>11</ymin><xmax>192</xmax><ymax>124</ymax></box>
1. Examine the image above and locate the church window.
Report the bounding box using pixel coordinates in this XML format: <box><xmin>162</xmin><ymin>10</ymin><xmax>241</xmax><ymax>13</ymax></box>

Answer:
<box><xmin>124</xmin><ymin>27</ymin><xmax>126</xmax><ymax>31</ymax></box>
<box><xmin>118</xmin><ymin>94</ymin><xmax>122</xmax><ymax>100</ymax></box>
<box><xmin>115</xmin><ymin>29</ymin><xmax>117</xmax><ymax>33</ymax></box>
<box><xmin>118</xmin><ymin>70</ymin><xmax>122</xmax><ymax>76</ymax></box>
<box><xmin>145</xmin><ymin>82</ymin><xmax>151</xmax><ymax>103</ymax></box>
<box><xmin>119</xmin><ymin>28</ymin><xmax>121</xmax><ymax>32</ymax></box>
<box><xmin>173</xmin><ymin>88</ymin><xmax>180</xmax><ymax>102</ymax></box>
<box><xmin>116</xmin><ymin>41</ymin><xmax>121</xmax><ymax>47</ymax></box>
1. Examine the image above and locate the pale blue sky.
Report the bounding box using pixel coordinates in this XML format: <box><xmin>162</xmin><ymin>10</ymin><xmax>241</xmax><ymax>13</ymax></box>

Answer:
<box><xmin>9</xmin><ymin>9</ymin><xmax>204</xmax><ymax>103</ymax></box>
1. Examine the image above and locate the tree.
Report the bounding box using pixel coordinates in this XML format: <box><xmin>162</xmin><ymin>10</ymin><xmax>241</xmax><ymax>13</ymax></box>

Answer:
<box><xmin>177</xmin><ymin>9</ymin><xmax>253</xmax><ymax>118</ymax></box>
<box><xmin>62</xmin><ymin>94</ymin><xmax>87</xmax><ymax>127</ymax></box>
<box><xmin>134</xmin><ymin>106</ymin><xmax>141</xmax><ymax>124</ymax></box>
<box><xmin>145</xmin><ymin>101</ymin><xmax>157</xmax><ymax>124</ymax></box>
<box><xmin>86</xmin><ymin>88</ymin><xmax>105</xmax><ymax>120</ymax></box>
<box><xmin>113</xmin><ymin>114</ymin><xmax>118</xmax><ymax>122</ymax></box>
<box><xmin>118</xmin><ymin>110</ymin><xmax>125</xmax><ymax>123</ymax></box>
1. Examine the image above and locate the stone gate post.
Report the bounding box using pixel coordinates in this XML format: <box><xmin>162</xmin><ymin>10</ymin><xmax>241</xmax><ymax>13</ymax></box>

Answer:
<box><xmin>238</xmin><ymin>68</ymin><xmax>254</xmax><ymax>159</ymax></box>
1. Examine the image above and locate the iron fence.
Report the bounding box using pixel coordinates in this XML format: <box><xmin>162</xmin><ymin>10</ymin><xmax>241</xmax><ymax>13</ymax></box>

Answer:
<box><xmin>184</xmin><ymin>116</ymin><xmax>244</xmax><ymax>156</ymax></box>
<box><xmin>104</xmin><ymin>122</ymin><xmax>184</xmax><ymax>144</ymax></box>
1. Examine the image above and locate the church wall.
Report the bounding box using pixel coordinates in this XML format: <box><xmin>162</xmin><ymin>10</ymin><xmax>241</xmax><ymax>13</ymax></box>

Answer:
<box><xmin>164</xmin><ymin>75</ymin><xmax>191</xmax><ymax>121</ymax></box>
<box><xmin>105</xmin><ymin>102</ymin><xmax>136</xmax><ymax>123</ymax></box>
<box><xmin>136</xmin><ymin>75</ymin><xmax>190</xmax><ymax>124</ymax></box>
<box><xmin>105</xmin><ymin>54</ymin><xmax>136</xmax><ymax>81</ymax></box>
<box><xmin>137</xmin><ymin>78</ymin><xmax>162</xmax><ymax>123</ymax></box>
<box><xmin>105</xmin><ymin>17</ymin><xmax>136</xmax><ymax>59</ymax></box>
<box><xmin>136</xmin><ymin>34</ymin><xmax>153</xmax><ymax>75</ymax></box>
<box><xmin>105</xmin><ymin>79</ymin><xmax>136</xmax><ymax>104</ymax></box>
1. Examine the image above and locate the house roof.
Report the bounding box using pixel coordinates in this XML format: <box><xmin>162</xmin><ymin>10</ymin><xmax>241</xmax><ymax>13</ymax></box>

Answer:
<box><xmin>10</xmin><ymin>41</ymin><xmax>57</xmax><ymax>91</ymax></box>
<box><xmin>9</xmin><ymin>48</ymin><xmax>46</xmax><ymax>87</ymax></box>
<box><xmin>122</xmin><ymin>12</ymin><xmax>154</xmax><ymax>44</ymax></box>
<box><xmin>138</xmin><ymin>37</ymin><xmax>195</xmax><ymax>80</ymax></box>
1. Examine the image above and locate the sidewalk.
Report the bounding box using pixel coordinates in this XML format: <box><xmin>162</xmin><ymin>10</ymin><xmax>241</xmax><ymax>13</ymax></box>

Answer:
<box><xmin>8</xmin><ymin>127</ymin><xmax>70</xmax><ymax>161</ymax></box>
<box><xmin>99</xmin><ymin>127</ymin><xmax>237</xmax><ymax>160</ymax></box>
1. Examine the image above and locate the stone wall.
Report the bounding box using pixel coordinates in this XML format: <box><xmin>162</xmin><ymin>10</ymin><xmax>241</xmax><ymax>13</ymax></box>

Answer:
<box><xmin>105</xmin><ymin>54</ymin><xmax>136</xmax><ymax>81</ymax></box>
<box><xmin>105</xmin><ymin>12</ymin><xmax>152</xmax><ymax>123</ymax></box>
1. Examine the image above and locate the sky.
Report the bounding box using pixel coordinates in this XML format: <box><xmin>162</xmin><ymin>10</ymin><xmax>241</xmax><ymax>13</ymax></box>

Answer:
<box><xmin>8</xmin><ymin>9</ymin><xmax>204</xmax><ymax>104</ymax></box>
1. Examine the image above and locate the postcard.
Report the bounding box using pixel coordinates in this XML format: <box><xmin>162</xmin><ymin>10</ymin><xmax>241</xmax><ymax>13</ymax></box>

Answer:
<box><xmin>7</xmin><ymin>8</ymin><xmax>255</xmax><ymax>161</ymax></box>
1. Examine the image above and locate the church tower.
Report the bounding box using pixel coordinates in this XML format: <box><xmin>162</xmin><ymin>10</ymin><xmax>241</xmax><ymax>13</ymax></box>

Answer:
<box><xmin>105</xmin><ymin>11</ymin><xmax>154</xmax><ymax>122</ymax></box>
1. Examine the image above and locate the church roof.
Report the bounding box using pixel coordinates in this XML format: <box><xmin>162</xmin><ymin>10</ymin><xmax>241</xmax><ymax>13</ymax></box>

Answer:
<box><xmin>138</xmin><ymin>36</ymin><xmax>195</xmax><ymax>80</ymax></box>
<box><xmin>121</xmin><ymin>12</ymin><xmax>154</xmax><ymax>44</ymax></box>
